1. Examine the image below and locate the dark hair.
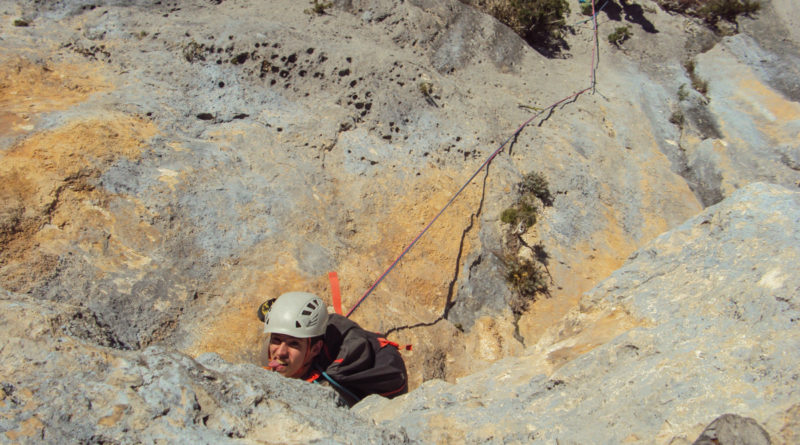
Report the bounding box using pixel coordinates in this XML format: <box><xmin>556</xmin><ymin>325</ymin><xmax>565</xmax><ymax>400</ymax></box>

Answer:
<box><xmin>309</xmin><ymin>335</ymin><xmax>324</xmax><ymax>347</ymax></box>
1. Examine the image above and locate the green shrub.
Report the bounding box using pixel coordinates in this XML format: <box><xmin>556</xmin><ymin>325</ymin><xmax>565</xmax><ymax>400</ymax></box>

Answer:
<box><xmin>608</xmin><ymin>26</ymin><xmax>632</xmax><ymax>47</ymax></box>
<box><xmin>518</xmin><ymin>171</ymin><xmax>552</xmax><ymax>206</ymax></box>
<box><xmin>13</xmin><ymin>19</ymin><xmax>29</xmax><ymax>27</ymax></box>
<box><xmin>501</xmin><ymin>201</ymin><xmax>538</xmax><ymax>227</ymax></box>
<box><xmin>505</xmin><ymin>257</ymin><xmax>548</xmax><ymax>313</ymax></box>
<box><xmin>182</xmin><ymin>41</ymin><xmax>205</xmax><ymax>63</ymax></box>
<box><xmin>500</xmin><ymin>207</ymin><xmax>519</xmax><ymax>225</ymax></box>
<box><xmin>700</xmin><ymin>0</ymin><xmax>760</xmax><ymax>24</ymax></box>
<box><xmin>669</xmin><ymin>110</ymin><xmax>685</xmax><ymax>127</ymax></box>
<box><xmin>692</xmin><ymin>76</ymin><xmax>708</xmax><ymax>96</ymax></box>
<box><xmin>418</xmin><ymin>82</ymin><xmax>433</xmax><ymax>97</ymax></box>
<box><xmin>500</xmin><ymin>171</ymin><xmax>552</xmax><ymax>228</ymax></box>
<box><xmin>305</xmin><ymin>0</ymin><xmax>333</xmax><ymax>15</ymax></box>
<box><xmin>482</xmin><ymin>0</ymin><xmax>571</xmax><ymax>43</ymax></box>
<box><xmin>655</xmin><ymin>0</ymin><xmax>760</xmax><ymax>26</ymax></box>
<box><xmin>684</xmin><ymin>59</ymin><xmax>709</xmax><ymax>97</ymax></box>
<box><xmin>499</xmin><ymin>172</ymin><xmax>553</xmax><ymax>307</ymax></box>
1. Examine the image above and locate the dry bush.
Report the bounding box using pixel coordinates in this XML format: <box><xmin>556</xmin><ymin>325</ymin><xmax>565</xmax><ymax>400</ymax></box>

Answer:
<box><xmin>655</xmin><ymin>0</ymin><xmax>760</xmax><ymax>25</ymax></box>
<box><xmin>465</xmin><ymin>0</ymin><xmax>571</xmax><ymax>44</ymax></box>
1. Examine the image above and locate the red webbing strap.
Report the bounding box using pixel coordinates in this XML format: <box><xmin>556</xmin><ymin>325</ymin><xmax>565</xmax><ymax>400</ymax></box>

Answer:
<box><xmin>380</xmin><ymin>384</ymin><xmax>408</xmax><ymax>397</ymax></box>
<box><xmin>329</xmin><ymin>271</ymin><xmax>342</xmax><ymax>315</ymax></box>
<box><xmin>305</xmin><ymin>369</ymin><xmax>321</xmax><ymax>383</ymax></box>
<box><xmin>377</xmin><ymin>337</ymin><xmax>412</xmax><ymax>351</ymax></box>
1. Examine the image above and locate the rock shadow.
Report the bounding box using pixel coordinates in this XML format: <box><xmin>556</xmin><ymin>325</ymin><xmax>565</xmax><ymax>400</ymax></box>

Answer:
<box><xmin>529</xmin><ymin>34</ymin><xmax>572</xmax><ymax>59</ymax></box>
<box><xmin>599</xmin><ymin>0</ymin><xmax>658</xmax><ymax>34</ymax></box>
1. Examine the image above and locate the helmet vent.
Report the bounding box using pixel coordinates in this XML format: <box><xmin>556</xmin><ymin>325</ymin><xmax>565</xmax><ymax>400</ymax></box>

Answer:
<box><xmin>301</xmin><ymin>309</ymin><xmax>312</xmax><ymax>316</ymax></box>
<box><xmin>296</xmin><ymin>321</ymin><xmax>302</xmax><ymax>328</ymax></box>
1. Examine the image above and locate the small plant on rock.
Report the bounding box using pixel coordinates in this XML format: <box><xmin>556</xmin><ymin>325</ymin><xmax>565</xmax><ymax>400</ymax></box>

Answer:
<box><xmin>182</xmin><ymin>40</ymin><xmax>205</xmax><ymax>63</ymax></box>
<box><xmin>476</xmin><ymin>0</ymin><xmax>571</xmax><ymax>48</ymax></box>
<box><xmin>500</xmin><ymin>202</ymin><xmax>538</xmax><ymax>228</ymax></box>
<box><xmin>669</xmin><ymin>110</ymin><xmax>685</xmax><ymax>128</ymax></box>
<box><xmin>655</xmin><ymin>0</ymin><xmax>760</xmax><ymax>31</ymax></box>
<box><xmin>505</xmin><ymin>257</ymin><xmax>548</xmax><ymax>314</ymax></box>
<box><xmin>699</xmin><ymin>0</ymin><xmax>760</xmax><ymax>24</ymax></box>
<box><xmin>518</xmin><ymin>171</ymin><xmax>553</xmax><ymax>206</ymax></box>
<box><xmin>499</xmin><ymin>171</ymin><xmax>553</xmax><ymax>309</ymax></box>
<box><xmin>305</xmin><ymin>0</ymin><xmax>333</xmax><ymax>15</ymax></box>
<box><xmin>608</xmin><ymin>26</ymin><xmax>632</xmax><ymax>47</ymax></box>
<box><xmin>691</xmin><ymin>75</ymin><xmax>708</xmax><ymax>96</ymax></box>
<box><xmin>418</xmin><ymin>81</ymin><xmax>433</xmax><ymax>97</ymax></box>
<box><xmin>684</xmin><ymin>59</ymin><xmax>709</xmax><ymax>97</ymax></box>
<box><xmin>501</xmin><ymin>172</ymin><xmax>552</xmax><ymax>231</ymax></box>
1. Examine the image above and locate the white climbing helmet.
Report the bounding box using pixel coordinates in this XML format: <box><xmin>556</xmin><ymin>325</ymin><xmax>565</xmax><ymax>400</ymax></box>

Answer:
<box><xmin>263</xmin><ymin>292</ymin><xmax>328</xmax><ymax>338</ymax></box>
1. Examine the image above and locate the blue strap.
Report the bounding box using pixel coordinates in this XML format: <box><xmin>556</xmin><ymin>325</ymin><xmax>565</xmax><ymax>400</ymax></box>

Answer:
<box><xmin>315</xmin><ymin>365</ymin><xmax>361</xmax><ymax>402</ymax></box>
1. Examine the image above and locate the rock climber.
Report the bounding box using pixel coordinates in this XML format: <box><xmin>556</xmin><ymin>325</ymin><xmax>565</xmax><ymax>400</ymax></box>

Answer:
<box><xmin>262</xmin><ymin>291</ymin><xmax>327</xmax><ymax>380</ymax></box>
<box><xmin>260</xmin><ymin>291</ymin><xmax>409</xmax><ymax>405</ymax></box>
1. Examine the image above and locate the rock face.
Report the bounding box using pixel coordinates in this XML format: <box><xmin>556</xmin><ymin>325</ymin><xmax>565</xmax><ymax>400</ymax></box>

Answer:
<box><xmin>0</xmin><ymin>292</ymin><xmax>409</xmax><ymax>443</ymax></box>
<box><xmin>354</xmin><ymin>183</ymin><xmax>800</xmax><ymax>443</ymax></box>
<box><xmin>692</xmin><ymin>414</ymin><xmax>772</xmax><ymax>445</ymax></box>
<box><xmin>1</xmin><ymin>0</ymin><xmax>799</xmax><ymax>442</ymax></box>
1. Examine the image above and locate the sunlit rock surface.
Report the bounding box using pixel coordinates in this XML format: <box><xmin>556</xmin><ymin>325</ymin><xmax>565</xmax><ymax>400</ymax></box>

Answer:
<box><xmin>355</xmin><ymin>183</ymin><xmax>800</xmax><ymax>444</ymax></box>
<box><xmin>1</xmin><ymin>0</ymin><xmax>799</xmax><ymax>442</ymax></box>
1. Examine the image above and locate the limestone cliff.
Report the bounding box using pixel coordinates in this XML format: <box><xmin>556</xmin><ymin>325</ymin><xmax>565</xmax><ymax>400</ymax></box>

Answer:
<box><xmin>1</xmin><ymin>0</ymin><xmax>798</xmax><ymax>442</ymax></box>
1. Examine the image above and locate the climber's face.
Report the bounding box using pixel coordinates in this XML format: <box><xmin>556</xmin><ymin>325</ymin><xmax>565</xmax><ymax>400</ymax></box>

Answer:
<box><xmin>268</xmin><ymin>333</ymin><xmax>321</xmax><ymax>378</ymax></box>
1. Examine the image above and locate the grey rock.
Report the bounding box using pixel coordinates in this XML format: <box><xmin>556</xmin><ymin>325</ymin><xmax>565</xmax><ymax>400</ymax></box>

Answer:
<box><xmin>2</xmin><ymin>0</ymin><xmax>800</xmax><ymax>443</ymax></box>
<box><xmin>0</xmin><ymin>293</ymin><xmax>410</xmax><ymax>443</ymax></box>
<box><xmin>354</xmin><ymin>183</ymin><xmax>800</xmax><ymax>444</ymax></box>
<box><xmin>693</xmin><ymin>414</ymin><xmax>771</xmax><ymax>445</ymax></box>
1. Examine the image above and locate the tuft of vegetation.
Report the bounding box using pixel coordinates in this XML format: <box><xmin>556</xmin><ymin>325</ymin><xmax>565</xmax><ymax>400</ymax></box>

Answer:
<box><xmin>500</xmin><ymin>202</ymin><xmax>538</xmax><ymax>227</ymax></box>
<box><xmin>692</xmin><ymin>77</ymin><xmax>709</xmax><ymax>96</ymax></box>
<box><xmin>607</xmin><ymin>25</ymin><xmax>632</xmax><ymax>47</ymax></box>
<box><xmin>418</xmin><ymin>81</ymin><xmax>433</xmax><ymax>97</ymax></box>
<box><xmin>581</xmin><ymin>2</ymin><xmax>594</xmax><ymax>16</ymax></box>
<box><xmin>470</xmin><ymin>0</ymin><xmax>570</xmax><ymax>47</ymax></box>
<box><xmin>699</xmin><ymin>0</ymin><xmax>760</xmax><ymax>24</ymax></box>
<box><xmin>684</xmin><ymin>59</ymin><xmax>709</xmax><ymax>97</ymax></box>
<box><xmin>518</xmin><ymin>171</ymin><xmax>553</xmax><ymax>206</ymax></box>
<box><xmin>304</xmin><ymin>0</ymin><xmax>333</xmax><ymax>15</ymax></box>
<box><xmin>500</xmin><ymin>171</ymin><xmax>552</xmax><ymax>229</ymax></box>
<box><xmin>669</xmin><ymin>110</ymin><xmax>685</xmax><ymax>128</ymax></box>
<box><xmin>13</xmin><ymin>19</ymin><xmax>29</xmax><ymax>27</ymax></box>
<box><xmin>499</xmin><ymin>171</ymin><xmax>553</xmax><ymax>309</ymax></box>
<box><xmin>655</xmin><ymin>0</ymin><xmax>760</xmax><ymax>29</ymax></box>
<box><xmin>505</xmin><ymin>257</ymin><xmax>548</xmax><ymax>314</ymax></box>
<box><xmin>182</xmin><ymin>40</ymin><xmax>206</xmax><ymax>63</ymax></box>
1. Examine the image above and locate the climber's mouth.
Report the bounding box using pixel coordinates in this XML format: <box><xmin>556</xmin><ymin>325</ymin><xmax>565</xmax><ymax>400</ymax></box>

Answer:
<box><xmin>268</xmin><ymin>360</ymin><xmax>287</xmax><ymax>371</ymax></box>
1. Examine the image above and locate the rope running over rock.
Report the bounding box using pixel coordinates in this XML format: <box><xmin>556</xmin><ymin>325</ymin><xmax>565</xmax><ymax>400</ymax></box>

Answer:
<box><xmin>346</xmin><ymin>0</ymin><xmax>602</xmax><ymax>318</ymax></box>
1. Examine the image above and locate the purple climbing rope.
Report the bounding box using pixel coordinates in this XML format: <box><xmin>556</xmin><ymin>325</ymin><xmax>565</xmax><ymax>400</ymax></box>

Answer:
<box><xmin>347</xmin><ymin>0</ymin><xmax>600</xmax><ymax>318</ymax></box>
